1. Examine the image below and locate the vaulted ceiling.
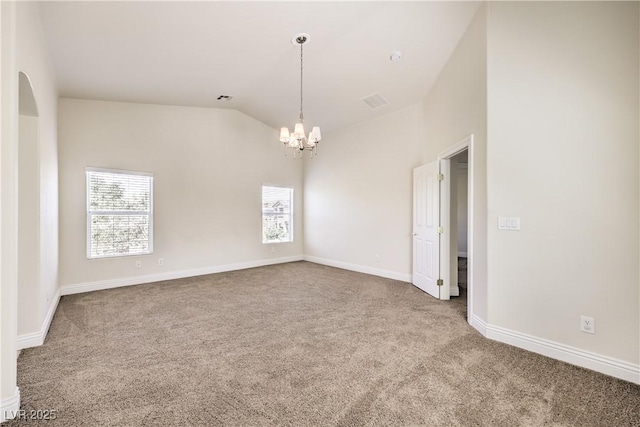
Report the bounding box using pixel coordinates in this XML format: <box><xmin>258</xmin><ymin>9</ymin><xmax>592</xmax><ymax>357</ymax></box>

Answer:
<box><xmin>38</xmin><ymin>1</ymin><xmax>480</xmax><ymax>133</ymax></box>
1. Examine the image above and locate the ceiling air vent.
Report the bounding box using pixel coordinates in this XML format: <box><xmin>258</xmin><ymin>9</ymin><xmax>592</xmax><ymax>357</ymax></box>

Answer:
<box><xmin>361</xmin><ymin>93</ymin><xmax>389</xmax><ymax>110</ymax></box>
<box><xmin>216</xmin><ymin>95</ymin><xmax>233</xmax><ymax>101</ymax></box>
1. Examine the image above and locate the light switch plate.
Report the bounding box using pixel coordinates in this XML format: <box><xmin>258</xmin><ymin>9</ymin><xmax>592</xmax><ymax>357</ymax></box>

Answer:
<box><xmin>498</xmin><ymin>217</ymin><xmax>521</xmax><ymax>230</ymax></box>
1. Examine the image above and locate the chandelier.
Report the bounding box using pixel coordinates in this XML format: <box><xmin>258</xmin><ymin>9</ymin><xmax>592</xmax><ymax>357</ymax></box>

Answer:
<box><xmin>279</xmin><ymin>33</ymin><xmax>322</xmax><ymax>158</ymax></box>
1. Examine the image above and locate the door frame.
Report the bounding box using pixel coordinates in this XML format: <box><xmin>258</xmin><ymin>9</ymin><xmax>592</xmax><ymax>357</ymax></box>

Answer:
<box><xmin>438</xmin><ymin>135</ymin><xmax>474</xmax><ymax>323</ymax></box>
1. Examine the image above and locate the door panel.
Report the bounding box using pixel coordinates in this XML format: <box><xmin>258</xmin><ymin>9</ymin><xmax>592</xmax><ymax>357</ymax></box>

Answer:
<box><xmin>412</xmin><ymin>161</ymin><xmax>440</xmax><ymax>298</ymax></box>
<box><xmin>439</xmin><ymin>159</ymin><xmax>451</xmax><ymax>300</ymax></box>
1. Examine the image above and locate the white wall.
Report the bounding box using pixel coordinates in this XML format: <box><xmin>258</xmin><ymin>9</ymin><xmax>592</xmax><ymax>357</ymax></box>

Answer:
<box><xmin>15</xmin><ymin>1</ymin><xmax>59</xmax><ymax>342</ymax></box>
<box><xmin>1</xmin><ymin>1</ymin><xmax>59</xmax><ymax>419</ymax></box>
<box><xmin>486</xmin><ymin>2</ymin><xmax>639</xmax><ymax>365</ymax></box>
<box><xmin>18</xmin><ymin>114</ymin><xmax>40</xmax><ymax>335</ymax></box>
<box><xmin>303</xmin><ymin>5</ymin><xmax>487</xmax><ymax>292</ymax></box>
<box><xmin>303</xmin><ymin>104</ymin><xmax>426</xmax><ymax>280</ymax></box>
<box><xmin>422</xmin><ymin>4</ymin><xmax>487</xmax><ymax>319</ymax></box>
<box><xmin>58</xmin><ymin>99</ymin><xmax>303</xmax><ymax>288</ymax></box>
<box><xmin>1</xmin><ymin>1</ymin><xmax>20</xmax><ymax>419</ymax></box>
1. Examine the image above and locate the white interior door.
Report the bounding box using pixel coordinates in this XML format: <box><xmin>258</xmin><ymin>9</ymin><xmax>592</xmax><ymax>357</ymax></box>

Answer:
<box><xmin>412</xmin><ymin>161</ymin><xmax>440</xmax><ymax>298</ymax></box>
<box><xmin>440</xmin><ymin>159</ymin><xmax>451</xmax><ymax>300</ymax></box>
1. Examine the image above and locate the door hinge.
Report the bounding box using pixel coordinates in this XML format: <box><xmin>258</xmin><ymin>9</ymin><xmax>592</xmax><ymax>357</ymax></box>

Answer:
<box><xmin>437</xmin><ymin>279</ymin><xmax>443</xmax><ymax>287</ymax></box>
<box><xmin>437</xmin><ymin>226</ymin><xmax>444</xmax><ymax>234</ymax></box>
<box><xmin>437</xmin><ymin>173</ymin><xmax>444</xmax><ymax>181</ymax></box>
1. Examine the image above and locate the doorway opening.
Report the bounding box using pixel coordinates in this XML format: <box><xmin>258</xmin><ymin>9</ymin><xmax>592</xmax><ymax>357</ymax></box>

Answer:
<box><xmin>438</xmin><ymin>135</ymin><xmax>474</xmax><ymax>322</ymax></box>
<box><xmin>412</xmin><ymin>135</ymin><xmax>474</xmax><ymax>323</ymax></box>
<box><xmin>446</xmin><ymin>149</ymin><xmax>469</xmax><ymax>318</ymax></box>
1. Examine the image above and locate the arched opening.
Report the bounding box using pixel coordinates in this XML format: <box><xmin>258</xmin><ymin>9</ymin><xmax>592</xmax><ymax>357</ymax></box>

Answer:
<box><xmin>19</xmin><ymin>72</ymin><xmax>38</xmax><ymax>117</ymax></box>
<box><xmin>17</xmin><ymin>71</ymin><xmax>41</xmax><ymax>342</ymax></box>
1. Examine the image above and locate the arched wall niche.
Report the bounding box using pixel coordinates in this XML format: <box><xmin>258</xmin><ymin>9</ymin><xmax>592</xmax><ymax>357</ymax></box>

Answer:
<box><xmin>17</xmin><ymin>70</ymin><xmax>42</xmax><ymax>339</ymax></box>
<box><xmin>18</xmin><ymin>71</ymin><xmax>38</xmax><ymax>117</ymax></box>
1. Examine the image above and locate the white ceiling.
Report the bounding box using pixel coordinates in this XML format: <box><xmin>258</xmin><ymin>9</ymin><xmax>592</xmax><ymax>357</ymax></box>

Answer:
<box><xmin>38</xmin><ymin>1</ymin><xmax>480</xmax><ymax>133</ymax></box>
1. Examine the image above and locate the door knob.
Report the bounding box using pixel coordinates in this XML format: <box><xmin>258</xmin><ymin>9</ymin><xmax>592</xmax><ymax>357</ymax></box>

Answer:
<box><xmin>412</xmin><ymin>232</ymin><xmax>417</xmax><ymax>236</ymax></box>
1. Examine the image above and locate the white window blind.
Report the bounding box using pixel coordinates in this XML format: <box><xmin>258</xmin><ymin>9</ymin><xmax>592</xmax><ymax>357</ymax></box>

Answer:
<box><xmin>86</xmin><ymin>168</ymin><xmax>153</xmax><ymax>258</ymax></box>
<box><xmin>262</xmin><ymin>186</ymin><xmax>293</xmax><ymax>243</ymax></box>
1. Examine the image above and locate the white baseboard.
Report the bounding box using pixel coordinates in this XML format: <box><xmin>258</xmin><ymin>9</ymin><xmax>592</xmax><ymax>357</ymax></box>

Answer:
<box><xmin>470</xmin><ymin>314</ymin><xmax>487</xmax><ymax>336</ymax></box>
<box><xmin>450</xmin><ymin>284</ymin><xmax>460</xmax><ymax>297</ymax></box>
<box><xmin>472</xmin><ymin>316</ymin><xmax>640</xmax><ymax>384</ymax></box>
<box><xmin>61</xmin><ymin>255</ymin><xmax>305</xmax><ymax>296</ymax></box>
<box><xmin>303</xmin><ymin>255</ymin><xmax>412</xmax><ymax>283</ymax></box>
<box><xmin>45</xmin><ymin>256</ymin><xmax>640</xmax><ymax>385</ymax></box>
<box><xmin>16</xmin><ymin>331</ymin><xmax>41</xmax><ymax>350</ymax></box>
<box><xmin>1</xmin><ymin>387</ymin><xmax>20</xmax><ymax>422</ymax></box>
<box><xmin>17</xmin><ymin>289</ymin><xmax>61</xmax><ymax>350</ymax></box>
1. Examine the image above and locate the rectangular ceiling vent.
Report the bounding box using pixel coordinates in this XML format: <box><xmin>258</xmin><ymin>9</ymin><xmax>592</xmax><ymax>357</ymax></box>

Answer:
<box><xmin>361</xmin><ymin>93</ymin><xmax>389</xmax><ymax>110</ymax></box>
<box><xmin>217</xmin><ymin>95</ymin><xmax>233</xmax><ymax>101</ymax></box>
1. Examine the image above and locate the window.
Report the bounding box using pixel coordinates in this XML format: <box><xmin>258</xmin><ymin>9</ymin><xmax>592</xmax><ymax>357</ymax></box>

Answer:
<box><xmin>86</xmin><ymin>168</ymin><xmax>153</xmax><ymax>258</ymax></box>
<box><xmin>262</xmin><ymin>186</ymin><xmax>293</xmax><ymax>243</ymax></box>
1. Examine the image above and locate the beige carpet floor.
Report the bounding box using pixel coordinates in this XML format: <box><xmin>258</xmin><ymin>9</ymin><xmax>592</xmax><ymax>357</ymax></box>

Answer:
<box><xmin>8</xmin><ymin>261</ymin><xmax>640</xmax><ymax>426</ymax></box>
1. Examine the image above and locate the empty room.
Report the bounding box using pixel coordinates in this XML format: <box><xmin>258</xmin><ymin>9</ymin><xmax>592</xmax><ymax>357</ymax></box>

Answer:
<box><xmin>1</xmin><ymin>1</ymin><xmax>639</xmax><ymax>425</ymax></box>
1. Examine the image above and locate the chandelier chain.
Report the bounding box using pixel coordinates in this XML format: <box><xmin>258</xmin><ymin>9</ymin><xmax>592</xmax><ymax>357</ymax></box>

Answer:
<box><xmin>299</xmin><ymin>41</ymin><xmax>304</xmax><ymax>122</ymax></box>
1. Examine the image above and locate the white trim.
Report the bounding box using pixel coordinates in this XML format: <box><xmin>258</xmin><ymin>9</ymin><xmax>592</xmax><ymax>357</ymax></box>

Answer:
<box><xmin>85</xmin><ymin>166</ymin><xmax>153</xmax><ymax>177</ymax></box>
<box><xmin>470</xmin><ymin>310</ymin><xmax>638</xmax><ymax>384</ymax></box>
<box><xmin>29</xmin><ymin>256</ymin><xmax>640</xmax><ymax>385</ymax></box>
<box><xmin>484</xmin><ymin>321</ymin><xmax>640</xmax><ymax>385</ymax></box>
<box><xmin>304</xmin><ymin>255</ymin><xmax>412</xmax><ymax>283</ymax></box>
<box><xmin>438</xmin><ymin>136</ymin><xmax>472</xmax><ymax>160</ymax></box>
<box><xmin>16</xmin><ymin>288</ymin><xmax>60</xmax><ymax>350</ymax></box>
<box><xmin>16</xmin><ymin>331</ymin><xmax>40</xmax><ymax>350</ymax></box>
<box><xmin>457</xmin><ymin>252</ymin><xmax>468</xmax><ymax>258</ymax></box>
<box><xmin>86</xmin><ymin>169</ymin><xmax>154</xmax><ymax>259</ymax></box>
<box><xmin>449</xmin><ymin>284</ymin><xmax>459</xmax><ymax>297</ymax></box>
<box><xmin>466</xmin><ymin>136</ymin><xmax>474</xmax><ymax>326</ymax></box>
<box><xmin>470</xmin><ymin>314</ymin><xmax>488</xmax><ymax>336</ymax></box>
<box><xmin>0</xmin><ymin>387</ymin><xmax>20</xmax><ymax>422</ymax></box>
<box><xmin>61</xmin><ymin>256</ymin><xmax>304</xmax><ymax>295</ymax></box>
<box><xmin>261</xmin><ymin>185</ymin><xmax>294</xmax><ymax>244</ymax></box>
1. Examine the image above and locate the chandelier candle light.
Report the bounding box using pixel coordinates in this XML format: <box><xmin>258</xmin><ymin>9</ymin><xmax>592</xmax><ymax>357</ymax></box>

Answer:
<box><xmin>280</xmin><ymin>33</ymin><xmax>322</xmax><ymax>158</ymax></box>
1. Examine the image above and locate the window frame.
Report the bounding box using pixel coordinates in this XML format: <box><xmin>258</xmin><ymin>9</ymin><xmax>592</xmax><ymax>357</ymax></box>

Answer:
<box><xmin>261</xmin><ymin>185</ymin><xmax>294</xmax><ymax>244</ymax></box>
<box><xmin>86</xmin><ymin>167</ymin><xmax>154</xmax><ymax>259</ymax></box>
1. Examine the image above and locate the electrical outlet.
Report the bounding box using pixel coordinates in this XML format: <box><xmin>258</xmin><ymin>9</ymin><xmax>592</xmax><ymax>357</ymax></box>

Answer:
<box><xmin>158</xmin><ymin>258</ymin><xmax>164</xmax><ymax>266</ymax></box>
<box><xmin>580</xmin><ymin>316</ymin><xmax>595</xmax><ymax>334</ymax></box>
<box><xmin>374</xmin><ymin>254</ymin><xmax>380</xmax><ymax>264</ymax></box>
<box><xmin>136</xmin><ymin>261</ymin><xmax>142</xmax><ymax>269</ymax></box>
